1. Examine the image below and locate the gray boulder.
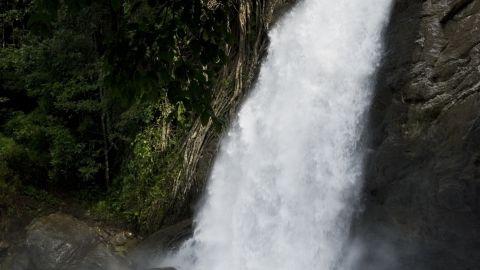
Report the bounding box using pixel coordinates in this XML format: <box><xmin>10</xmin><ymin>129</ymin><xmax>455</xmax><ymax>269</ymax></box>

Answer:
<box><xmin>1</xmin><ymin>213</ymin><xmax>131</xmax><ymax>270</ymax></box>
<box><xmin>25</xmin><ymin>213</ymin><xmax>99</xmax><ymax>269</ymax></box>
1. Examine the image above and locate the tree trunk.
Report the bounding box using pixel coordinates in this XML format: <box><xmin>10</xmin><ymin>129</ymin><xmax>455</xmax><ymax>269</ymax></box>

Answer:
<box><xmin>100</xmin><ymin>87</ymin><xmax>110</xmax><ymax>189</ymax></box>
<box><xmin>101</xmin><ymin>112</ymin><xmax>110</xmax><ymax>189</ymax></box>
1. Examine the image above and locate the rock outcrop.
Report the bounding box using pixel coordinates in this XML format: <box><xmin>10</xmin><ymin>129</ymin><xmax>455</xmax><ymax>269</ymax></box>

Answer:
<box><xmin>0</xmin><ymin>213</ymin><xmax>134</xmax><ymax>270</ymax></box>
<box><xmin>360</xmin><ymin>0</ymin><xmax>480</xmax><ymax>269</ymax></box>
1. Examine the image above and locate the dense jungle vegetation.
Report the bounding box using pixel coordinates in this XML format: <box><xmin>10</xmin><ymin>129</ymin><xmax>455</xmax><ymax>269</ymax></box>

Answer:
<box><xmin>0</xmin><ymin>0</ymin><xmax>235</xmax><ymax>234</ymax></box>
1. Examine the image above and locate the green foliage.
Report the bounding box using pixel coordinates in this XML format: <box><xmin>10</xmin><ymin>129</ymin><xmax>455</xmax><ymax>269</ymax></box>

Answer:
<box><xmin>90</xmin><ymin>100</ymin><xmax>185</xmax><ymax>233</ymax></box>
<box><xmin>0</xmin><ymin>133</ymin><xmax>62</xmax><ymax>235</ymax></box>
<box><xmin>0</xmin><ymin>0</ymin><xmax>29</xmax><ymax>47</ymax></box>
<box><xmin>1</xmin><ymin>22</ymin><xmax>106</xmax><ymax>187</ymax></box>
<box><xmin>102</xmin><ymin>0</ymin><xmax>235</xmax><ymax>120</ymax></box>
<box><xmin>0</xmin><ymin>0</ymin><xmax>236</xmax><ymax>232</ymax></box>
<box><xmin>2</xmin><ymin>112</ymin><xmax>101</xmax><ymax>187</ymax></box>
<box><xmin>0</xmin><ymin>134</ymin><xmax>28</xmax><ymax>183</ymax></box>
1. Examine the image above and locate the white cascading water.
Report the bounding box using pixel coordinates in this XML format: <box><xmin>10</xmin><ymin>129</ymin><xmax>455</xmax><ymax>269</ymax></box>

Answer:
<box><xmin>162</xmin><ymin>0</ymin><xmax>392</xmax><ymax>269</ymax></box>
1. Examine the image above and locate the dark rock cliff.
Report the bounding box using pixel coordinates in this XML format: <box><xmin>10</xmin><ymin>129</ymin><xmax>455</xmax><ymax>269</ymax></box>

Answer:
<box><xmin>361</xmin><ymin>0</ymin><xmax>480</xmax><ymax>269</ymax></box>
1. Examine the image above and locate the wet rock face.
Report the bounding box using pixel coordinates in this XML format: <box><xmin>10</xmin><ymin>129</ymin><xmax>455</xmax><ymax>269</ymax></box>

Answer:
<box><xmin>1</xmin><ymin>213</ymin><xmax>131</xmax><ymax>270</ymax></box>
<box><xmin>363</xmin><ymin>0</ymin><xmax>480</xmax><ymax>269</ymax></box>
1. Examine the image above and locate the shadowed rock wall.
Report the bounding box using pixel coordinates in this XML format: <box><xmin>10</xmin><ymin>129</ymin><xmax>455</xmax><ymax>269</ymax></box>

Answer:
<box><xmin>361</xmin><ymin>0</ymin><xmax>480</xmax><ymax>269</ymax></box>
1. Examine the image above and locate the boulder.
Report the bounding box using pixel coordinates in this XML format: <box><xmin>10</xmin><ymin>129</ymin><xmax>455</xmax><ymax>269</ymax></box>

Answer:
<box><xmin>25</xmin><ymin>213</ymin><xmax>99</xmax><ymax>269</ymax></box>
<box><xmin>1</xmin><ymin>213</ymin><xmax>131</xmax><ymax>270</ymax></box>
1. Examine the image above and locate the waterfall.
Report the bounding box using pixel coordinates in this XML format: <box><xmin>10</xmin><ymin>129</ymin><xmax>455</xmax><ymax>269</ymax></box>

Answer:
<box><xmin>163</xmin><ymin>0</ymin><xmax>392</xmax><ymax>269</ymax></box>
